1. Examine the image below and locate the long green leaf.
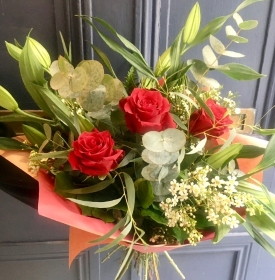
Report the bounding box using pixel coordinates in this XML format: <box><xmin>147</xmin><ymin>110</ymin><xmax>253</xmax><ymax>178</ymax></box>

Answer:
<box><xmin>68</xmin><ymin>195</ymin><xmax>123</xmax><ymax>208</ymax></box>
<box><xmin>89</xmin><ymin>216</ymin><xmax>127</xmax><ymax>244</ymax></box>
<box><xmin>95</xmin><ymin>221</ymin><xmax>133</xmax><ymax>253</ymax></box>
<box><xmin>218</xmin><ymin>63</ymin><xmax>265</xmax><ymax>80</ymax></box>
<box><xmin>186</xmin><ymin>15</ymin><xmax>230</xmax><ymax>50</ymax></box>
<box><xmin>91</xmin><ymin>17</ymin><xmax>148</xmax><ymax>65</ymax></box>
<box><xmin>19</xmin><ymin>36</ymin><xmax>53</xmax><ymax>116</ymax></box>
<box><xmin>30</xmin><ymin>150</ymin><xmax>70</xmax><ymax>160</ymax></box>
<box><xmin>91</xmin><ymin>44</ymin><xmax>117</xmax><ymax>77</ymax></box>
<box><xmin>243</xmin><ymin>220</ymin><xmax>275</xmax><ymax>257</ymax></box>
<box><xmin>235</xmin><ymin>0</ymin><xmax>265</xmax><ymax>13</ymax></box>
<box><xmin>64</xmin><ymin>179</ymin><xmax>115</xmax><ymax>194</ymax></box>
<box><xmin>0</xmin><ymin>137</ymin><xmax>32</xmax><ymax>150</ymax></box>
<box><xmin>122</xmin><ymin>172</ymin><xmax>135</xmax><ymax>216</ymax></box>
<box><xmin>249</xmin><ymin>134</ymin><xmax>275</xmax><ymax>174</ymax></box>
<box><xmin>207</xmin><ymin>143</ymin><xmax>243</xmax><ymax>169</ymax></box>
<box><xmin>82</xmin><ymin>17</ymin><xmax>155</xmax><ymax>80</ymax></box>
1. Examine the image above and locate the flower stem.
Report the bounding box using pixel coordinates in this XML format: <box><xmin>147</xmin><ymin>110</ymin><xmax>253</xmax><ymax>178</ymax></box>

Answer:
<box><xmin>163</xmin><ymin>251</ymin><xmax>185</xmax><ymax>279</ymax></box>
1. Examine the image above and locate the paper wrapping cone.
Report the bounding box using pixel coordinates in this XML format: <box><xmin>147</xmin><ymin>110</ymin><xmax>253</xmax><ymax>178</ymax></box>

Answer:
<box><xmin>0</xmin><ymin>133</ymin><xmax>268</xmax><ymax>266</ymax></box>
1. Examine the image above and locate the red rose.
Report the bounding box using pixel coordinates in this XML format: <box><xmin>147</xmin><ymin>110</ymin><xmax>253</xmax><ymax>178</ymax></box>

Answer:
<box><xmin>68</xmin><ymin>129</ymin><xmax>124</xmax><ymax>176</ymax></box>
<box><xmin>189</xmin><ymin>99</ymin><xmax>233</xmax><ymax>139</ymax></box>
<box><xmin>119</xmin><ymin>88</ymin><xmax>176</xmax><ymax>134</ymax></box>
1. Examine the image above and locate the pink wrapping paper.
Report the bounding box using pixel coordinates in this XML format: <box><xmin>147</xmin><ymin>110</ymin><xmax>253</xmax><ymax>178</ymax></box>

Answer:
<box><xmin>0</xmin><ymin>133</ymin><xmax>268</xmax><ymax>265</ymax></box>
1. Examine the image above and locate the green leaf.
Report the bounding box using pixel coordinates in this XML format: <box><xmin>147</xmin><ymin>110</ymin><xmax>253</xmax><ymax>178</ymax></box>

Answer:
<box><xmin>226</xmin><ymin>35</ymin><xmax>248</xmax><ymax>43</ymax></box>
<box><xmin>237</xmin><ymin>145</ymin><xmax>265</xmax><ymax>158</ymax></box>
<box><xmin>183</xmin><ymin>2</ymin><xmax>201</xmax><ymax>44</ymax></box>
<box><xmin>247</xmin><ymin>208</ymin><xmax>275</xmax><ymax>241</ymax></box>
<box><xmin>213</xmin><ymin>213</ymin><xmax>244</xmax><ymax>243</ymax></box>
<box><xmin>5</xmin><ymin>41</ymin><xmax>22</xmax><ymax>61</ymax></box>
<box><xmin>54</xmin><ymin>171</ymin><xmax>76</xmax><ymax>198</ymax></box>
<box><xmin>29</xmin><ymin>38</ymin><xmax>51</xmax><ymax>69</ymax></box>
<box><xmin>140</xmin><ymin>208</ymin><xmax>168</xmax><ymax>225</ymax></box>
<box><xmin>236</xmin><ymin>181</ymin><xmax>275</xmax><ymax>203</ymax></box>
<box><xmin>122</xmin><ymin>172</ymin><xmax>135</xmax><ymax>216</ymax></box>
<box><xmin>82</xmin><ymin>17</ymin><xmax>156</xmax><ymax>80</ymax></box>
<box><xmin>91</xmin><ymin>44</ymin><xmax>117</xmax><ymax>77</ymax></box>
<box><xmin>243</xmin><ymin>220</ymin><xmax>275</xmax><ymax>257</ymax></box>
<box><xmin>206</xmin><ymin>143</ymin><xmax>243</xmax><ymax>169</ymax></box>
<box><xmin>249</xmin><ymin>134</ymin><xmax>275</xmax><ymax>174</ymax></box>
<box><xmin>69</xmin><ymin>195</ymin><xmax>123</xmax><ymax>208</ymax></box>
<box><xmin>187</xmin><ymin>15</ymin><xmax>230</xmax><ymax>50</ymax></box>
<box><xmin>234</xmin><ymin>0</ymin><xmax>265</xmax><ymax>13</ymax></box>
<box><xmin>0</xmin><ymin>86</ymin><xmax>19</xmax><ymax>111</ymax></box>
<box><xmin>154</xmin><ymin>47</ymin><xmax>171</xmax><ymax>77</ymax></box>
<box><xmin>117</xmin><ymin>150</ymin><xmax>136</xmax><ymax>169</ymax></box>
<box><xmin>0</xmin><ymin>137</ymin><xmax>32</xmax><ymax>150</ymax></box>
<box><xmin>90</xmin><ymin>208</ymin><xmax>115</xmax><ymax>223</ymax></box>
<box><xmin>22</xmin><ymin>124</ymin><xmax>47</xmax><ymax>146</ymax></box>
<box><xmin>217</xmin><ymin>63</ymin><xmax>265</xmax><ymax>80</ymax></box>
<box><xmin>19</xmin><ymin>36</ymin><xmax>53</xmax><ymax>116</ymax></box>
<box><xmin>30</xmin><ymin>150</ymin><xmax>70</xmax><ymax>160</ymax></box>
<box><xmin>254</xmin><ymin>127</ymin><xmax>275</xmax><ymax>136</ymax></box>
<box><xmin>95</xmin><ymin>221</ymin><xmax>133</xmax><ymax>253</ymax></box>
<box><xmin>135</xmin><ymin>179</ymin><xmax>154</xmax><ymax>209</ymax></box>
<box><xmin>89</xmin><ymin>216</ymin><xmax>127</xmax><ymax>243</ymax></box>
<box><xmin>239</xmin><ymin>20</ymin><xmax>258</xmax><ymax>30</ymax></box>
<box><xmin>115</xmin><ymin>244</ymin><xmax>135</xmax><ymax>280</ymax></box>
<box><xmin>52</xmin><ymin>105</ymin><xmax>80</xmax><ymax>137</ymax></box>
<box><xmin>63</xmin><ymin>179</ymin><xmax>115</xmax><ymax>194</ymax></box>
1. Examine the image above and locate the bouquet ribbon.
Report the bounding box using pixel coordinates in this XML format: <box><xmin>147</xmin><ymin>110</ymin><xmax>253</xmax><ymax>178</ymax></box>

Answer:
<box><xmin>0</xmin><ymin>133</ymin><xmax>268</xmax><ymax>265</ymax></box>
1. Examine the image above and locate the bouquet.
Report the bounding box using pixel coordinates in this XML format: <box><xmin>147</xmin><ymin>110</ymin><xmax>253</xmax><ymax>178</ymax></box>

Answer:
<box><xmin>1</xmin><ymin>0</ymin><xmax>275</xmax><ymax>279</ymax></box>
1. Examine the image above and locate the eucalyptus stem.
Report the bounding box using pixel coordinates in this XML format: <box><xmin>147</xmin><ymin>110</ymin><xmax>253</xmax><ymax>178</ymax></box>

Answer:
<box><xmin>164</xmin><ymin>251</ymin><xmax>185</xmax><ymax>279</ymax></box>
<box><xmin>101</xmin><ymin>245</ymin><xmax>122</xmax><ymax>263</ymax></box>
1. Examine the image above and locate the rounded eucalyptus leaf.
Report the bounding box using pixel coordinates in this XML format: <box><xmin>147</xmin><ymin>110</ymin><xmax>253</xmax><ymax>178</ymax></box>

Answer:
<box><xmin>49</xmin><ymin>60</ymin><xmax>60</xmax><ymax>76</ymax></box>
<box><xmin>158</xmin><ymin>166</ymin><xmax>169</xmax><ymax>181</ymax></box>
<box><xmin>78</xmin><ymin>85</ymin><xmax>106</xmax><ymax>112</ymax></box>
<box><xmin>141</xmin><ymin>149</ymin><xmax>154</xmax><ymax>164</ymax></box>
<box><xmin>57</xmin><ymin>81</ymin><xmax>74</xmax><ymax>98</ymax></box>
<box><xmin>70</xmin><ymin>66</ymin><xmax>88</xmax><ymax>92</ymax></box>
<box><xmin>151</xmin><ymin>181</ymin><xmax>170</xmax><ymax>196</ymax></box>
<box><xmin>89</xmin><ymin>104</ymin><xmax>112</xmax><ymax>120</ymax></box>
<box><xmin>141</xmin><ymin>164</ymin><xmax>161</xmax><ymax>181</ymax></box>
<box><xmin>50</xmin><ymin>72</ymin><xmax>68</xmax><ymax>90</ymax></box>
<box><xmin>101</xmin><ymin>74</ymin><xmax>115</xmax><ymax>102</ymax></box>
<box><xmin>58</xmin><ymin>56</ymin><xmax>74</xmax><ymax>75</ymax></box>
<box><xmin>79</xmin><ymin>60</ymin><xmax>104</xmax><ymax>91</ymax></box>
<box><xmin>146</xmin><ymin>150</ymin><xmax>179</xmax><ymax>165</ymax></box>
<box><xmin>162</xmin><ymin>128</ymin><xmax>186</xmax><ymax>152</ymax></box>
<box><xmin>142</xmin><ymin>131</ymin><xmax>164</xmax><ymax>152</ymax></box>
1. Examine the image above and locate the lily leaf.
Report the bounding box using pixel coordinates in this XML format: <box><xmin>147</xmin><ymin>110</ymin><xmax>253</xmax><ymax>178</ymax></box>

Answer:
<box><xmin>0</xmin><ymin>137</ymin><xmax>32</xmax><ymax>150</ymax></box>
<box><xmin>69</xmin><ymin>195</ymin><xmax>123</xmax><ymax>208</ymax></box>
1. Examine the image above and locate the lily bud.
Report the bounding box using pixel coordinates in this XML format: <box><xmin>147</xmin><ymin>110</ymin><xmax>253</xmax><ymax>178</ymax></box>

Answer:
<box><xmin>0</xmin><ymin>86</ymin><xmax>19</xmax><ymax>111</ymax></box>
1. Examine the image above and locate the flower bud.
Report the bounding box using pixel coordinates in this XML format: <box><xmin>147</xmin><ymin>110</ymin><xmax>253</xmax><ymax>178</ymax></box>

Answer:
<box><xmin>0</xmin><ymin>86</ymin><xmax>19</xmax><ymax>111</ymax></box>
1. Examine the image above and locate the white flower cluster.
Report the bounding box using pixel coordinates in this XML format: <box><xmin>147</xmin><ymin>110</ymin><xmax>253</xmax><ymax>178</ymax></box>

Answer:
<box><xmin>160</xmin><ymin>165</ymin><xmax>257</xmax><ymax>245</ymax></box>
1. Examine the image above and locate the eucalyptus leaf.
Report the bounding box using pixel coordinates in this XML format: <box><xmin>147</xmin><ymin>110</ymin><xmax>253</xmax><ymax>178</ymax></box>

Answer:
<box><xmin>89</xmin><ymin>216</ymin><xmax>127</xmax><ymax>244</ymax></box>
<box><xmin>64</xmin><ymin>179</ymin><xmax>115</xmax><ymax>194</ymax></box>
<box><xmin>95</xmin><ymin>221</ymin><xmax>133</xmax><ymax>253</ymax></box>
<box><xmin>69</xmin><ymin>195</ymin><xmax>123</xmax><ymax>208</ymax></box>
<box><xmin>235</xmin><ymin>0</ymin><xmax>265</xmax><ymax>13</ymax></box>
<box><xmin>218</xmin><ymin>63</ymin><xmax>265</xmax><ymax>80</ymax></box>
<box><xmin>226</xmin><ymin>35</ymin><xmax>248</xmax><ymax>44</ymax></box>
<box><xmin>239</xmin><ymin>20</ymin><xmax>258</xmax><ymax>30</ymax></box>
<box><xmin>202</xmin><ymin>45</ymin><xmax>218</xmax><ymax>67</ymax></box>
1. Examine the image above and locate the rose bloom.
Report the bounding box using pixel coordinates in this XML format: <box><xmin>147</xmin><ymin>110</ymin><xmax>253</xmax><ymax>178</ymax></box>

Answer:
<box><xmin>119</xmin><ymin>88</ymin><xmax>176</xmax><ymax>134</ymax></box>
<box><xmin>68</xmin><ymin>129</ymin><xmax>124</xmax><ymax>176</ymax></box>
<box><xmin>189</xmin><ymin>99</ymin><xmax>233</xmax><ymax>139</ymax></box>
